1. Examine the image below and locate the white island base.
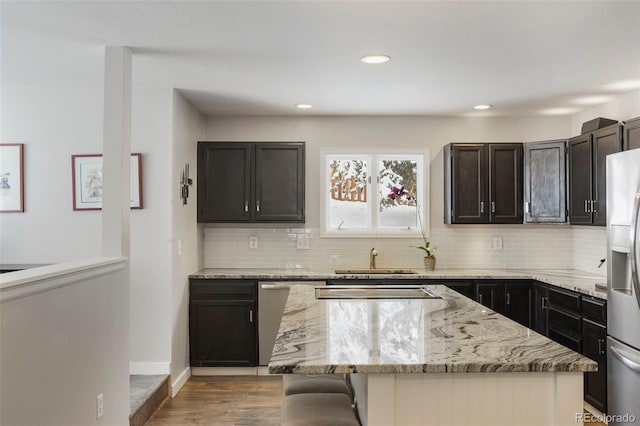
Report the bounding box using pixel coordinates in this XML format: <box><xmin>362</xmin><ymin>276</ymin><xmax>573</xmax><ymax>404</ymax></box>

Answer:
<box><xmin>350</xmin><ymin>372</ymin><xmax>583</xmax><ymax>426</ymax></box>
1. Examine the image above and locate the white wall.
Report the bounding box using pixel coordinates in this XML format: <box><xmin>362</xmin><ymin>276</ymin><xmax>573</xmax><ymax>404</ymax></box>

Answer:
<box><xmin>170</xmin><ymin>90</ymin><xmax>205</xmax><ymax>394</ymax></box>
<box><xmin>0</xmin><ymin>16</ymin><xmax>181</xmax><ymax>382</ymax></box>
<box><xmin>571</xmin><ymin>89</ymin><xmax>640</xmax><ymax>135</ymax></box>
<box><xmin>0</xmin><ymin>259</ymin><xmax>130</xmax><ymax>426</ymax></box>
<box><xmin>0</xmin><ymin>83</ymin><xmax>104</xmax><ymax>263</ymax></box>
<box><xmin>128</xmin><ymin>83</ymin><xmax>174</xmax><ymax>374</ymax></box>
<box><xmin>203</xmin><ymin>115</ymin><xmax>580</xmax><ymax>271</ymax></box>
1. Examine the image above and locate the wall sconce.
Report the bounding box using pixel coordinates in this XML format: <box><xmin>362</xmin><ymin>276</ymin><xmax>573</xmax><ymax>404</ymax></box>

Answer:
<box><xmin>180</xmin><ymin>163</ymin><xmax>193</xmax><ymax>205</ymax></box>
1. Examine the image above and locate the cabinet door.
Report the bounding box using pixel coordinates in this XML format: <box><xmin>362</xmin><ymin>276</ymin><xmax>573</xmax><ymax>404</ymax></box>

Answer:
<box><xmin>524</xmin><ymin>140</ymin><xmax>567</xmax><ymax>223</ymax></box>
<box><xmin>489</xmin><ymin>144</ymin><xmax>523</xmax><ymax>223</ymax></box>
<box><xmin>568</xmin><ymin>134</ymin><xmax>593</xmax><ymax>224</ymax></box>
<box><xmin>197</xmin><ymin>142</ymin><xmax>252</xmax><ymax>222</ymax></box>
<box><xmin>450</xmin><ymin>144</ymin><xmax>488</xmax><ymax>223</ymax></box>
<box><xmin>623</xmin><ymin>116</ymin><xmax>640</xmax><ymax>151</ymax></box>
<box><xmin>532</xmin><ymin>283</ymin><xmax>548</xmax><ymax>335</ymax></box>
<box><xmin>189</xmin><ymin>299</ymin><xmax>257</xmax><ymax>367</ymax></box>
<box><xmin>582</xmin><ymin>318</ymin><xmax>607</xmax><ymax>412</ymax></box>
<box><xmin>254</xmin><ymin>143</ymin><xmax>305</xmax><ymax>222</ymax></box>
<box><xmin>592</xmin><ymin>124</ymin><xmax>622</xmax><ymax>226</ymax></box>
<box><xmin>476</xmin><ymin>282</ymin><xmax>503</xmax><ymax>313</ymax></box>
<box><xmin>504</xmin><ymin>281</ymin><xmax>532</xmax><ymax>327</ymax></box>
<box><xmin>443</xmin><ymin>281</ymin><xmax>475</xmax><ymax>299</ymax></box>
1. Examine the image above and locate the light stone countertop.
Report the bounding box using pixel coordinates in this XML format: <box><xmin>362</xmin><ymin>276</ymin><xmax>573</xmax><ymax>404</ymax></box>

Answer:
<box><xmin>267</xmin><ymin>284</ymin><xmax>598</xmax><ymax>374</ymax></box>
<box><xmin>189</xmin><ymin>268</ymin><xmax>608</xmax><ymax>299</ymax></box>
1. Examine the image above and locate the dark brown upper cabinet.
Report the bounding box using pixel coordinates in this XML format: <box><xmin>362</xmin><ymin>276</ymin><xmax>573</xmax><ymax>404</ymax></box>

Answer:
<box><xmin>197</xmin><ymin>142</ymin><xmax>305</xmax><ymax>223</ymax></box>
<box><xmin>523</xmin><ymin>140</ymin><xmax>568</xmax><ymax>224</ymax></box>
<box><xmin>623</xmin><ymin>116</ymin><xmax>640</xmax><ymax>151</ymax></box>
<box><xmin>444</xmin><ymin>143</ymin><xmax>523</xmax><ymax>224</ymax></box>
<box><xmin>568</xmin><ymin>124</ymin><xmax>621</xmax><ymax>226</ymax></box>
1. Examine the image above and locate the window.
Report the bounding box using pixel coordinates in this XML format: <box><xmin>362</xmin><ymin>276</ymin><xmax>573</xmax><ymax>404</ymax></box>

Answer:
<box><xmin>321</xmin><ymin>149</ymin><xmax>429</xmax><ymax>237</ymax></box>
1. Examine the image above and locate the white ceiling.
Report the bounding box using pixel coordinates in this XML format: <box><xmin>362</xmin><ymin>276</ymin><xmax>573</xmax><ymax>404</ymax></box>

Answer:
<box><xmin>3</xmin><ymin>0</ymin><xmax>640</xmax><ymax>117</ymax></box>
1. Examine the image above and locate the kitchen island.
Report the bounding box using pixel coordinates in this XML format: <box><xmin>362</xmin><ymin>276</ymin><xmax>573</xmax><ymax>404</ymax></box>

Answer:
<box><xmin>268</xmin><ymin>285</ymin><xmax>597</xmax><ymax>426</ymax></box>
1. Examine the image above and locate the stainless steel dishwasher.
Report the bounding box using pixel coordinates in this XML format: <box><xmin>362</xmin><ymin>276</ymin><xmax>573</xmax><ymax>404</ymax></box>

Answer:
<box><xmin>258</xmin><ymin>281</ymin><xmax>324</xmax><ymax>365</ymax></box>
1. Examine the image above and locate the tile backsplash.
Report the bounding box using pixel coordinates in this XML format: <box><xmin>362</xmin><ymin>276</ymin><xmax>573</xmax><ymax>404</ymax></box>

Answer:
<box><xmin>203</xmin><ymin>225</ymin><xmax>607</xmax><ymax>275</ymax></box>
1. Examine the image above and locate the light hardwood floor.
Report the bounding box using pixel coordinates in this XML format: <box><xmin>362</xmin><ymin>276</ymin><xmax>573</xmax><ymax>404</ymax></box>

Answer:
<box><xmin>147</xmin><ymin>376</ymin><xmax>282</xmax><ymax>425</ymax></box>
<box><xmin>148</xmin><ymin>376</ymin><xmax>606</xmax><ymax>426</ymax></box>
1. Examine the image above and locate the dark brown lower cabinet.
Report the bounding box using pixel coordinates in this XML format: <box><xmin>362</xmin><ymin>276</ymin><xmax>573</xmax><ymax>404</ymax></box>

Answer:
<box><xmin>442</xmin><ymin>281</ymin><xmax>475</xmax><ymax>299</ymax></box>
<box><xmin>582</xmin><ymin>318</ymin><xmax>607</xmax><ymax>412</ymax></box>
<box><xmin>532</xmin><ymin>282</ymin><xmax>548</xmax><ymax>335</ymax></box>
<box><xmin>189</xmin><ymin>280</ymin><xmax>257</xmax><ymax>367</ymax></box>
<box><xmin>503</xmin><ymin>282</ymin><xmax>532</xmax><ymax>328</ymax></box>
<box><xmin>476</xmin><ymin>281</ymin><xmax>503</xmax><ymax>312</ymax></box>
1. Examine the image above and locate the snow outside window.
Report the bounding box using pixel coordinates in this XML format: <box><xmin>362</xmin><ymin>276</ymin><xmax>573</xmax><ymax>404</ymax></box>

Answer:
<box><xmin>321</xmin><ymin>150</ymin><xmax>429</xmax><ymax>238</ymax></box>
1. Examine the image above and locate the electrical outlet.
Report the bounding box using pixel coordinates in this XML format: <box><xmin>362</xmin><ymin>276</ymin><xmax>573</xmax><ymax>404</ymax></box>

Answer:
<box><xmin>96</xmin><ymin>393</ymin><xmax>104</xmax><ymax>419</ymax></box>
<box><xmin>249</xmin><ymin>236</ymin><xmax>258</xmax><ymax>249</ymax></box>
<box><xmin>296</xmin><ymin>235</ymin><xmax>309</xmax><ymax>250</ymax></box>
<box><xmin>492</xmin><ymin>237</ymin><xmax>503</xmax><ymax>250</ymax></box>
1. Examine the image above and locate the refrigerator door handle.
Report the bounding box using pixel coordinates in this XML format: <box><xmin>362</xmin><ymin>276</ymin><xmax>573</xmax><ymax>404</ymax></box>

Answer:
<box><xmin>630</xmin><ymin>184</ymin><xmax>640</xmax><ymax>308</ymax></box>
<box><xmin>611</xmin><ymin>346</ymin><xmax>640</xmax><ymax>374</ymax></box>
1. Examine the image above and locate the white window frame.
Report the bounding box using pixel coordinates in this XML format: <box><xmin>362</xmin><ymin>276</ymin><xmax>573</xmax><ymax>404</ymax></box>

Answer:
<box><xmin>320</xmin><ymin>148</ymin><xmax>430</xmax><ymax>238</ymax></box>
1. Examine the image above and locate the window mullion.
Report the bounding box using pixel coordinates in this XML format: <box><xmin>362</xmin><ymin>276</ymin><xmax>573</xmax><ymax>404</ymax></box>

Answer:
<box><xmin>369</xmin><ymin>155</ymin><xmax>378</xmax><ymax>231</ymax></box>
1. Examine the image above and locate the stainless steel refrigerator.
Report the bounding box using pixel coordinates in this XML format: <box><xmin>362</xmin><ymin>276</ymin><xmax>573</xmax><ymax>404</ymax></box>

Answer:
<box><xmin>607</xmin><ymin>148</ymin><xmax>640</xmax><ymax>424</ymax></box>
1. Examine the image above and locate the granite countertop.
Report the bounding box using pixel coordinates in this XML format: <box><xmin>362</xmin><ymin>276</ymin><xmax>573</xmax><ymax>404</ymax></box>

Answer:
<box><xmin>189</xmin><ymin>268</ymin><xmax>608</xmax><ymax>299</ymax></box>
<box><xmin>267</xmin><ymin>284</ymin><xmax>598</xmax><ymax>375</ymax></box>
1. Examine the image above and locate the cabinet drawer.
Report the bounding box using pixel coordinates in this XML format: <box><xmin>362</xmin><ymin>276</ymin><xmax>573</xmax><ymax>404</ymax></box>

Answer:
<box><xmin>548</xmin><ymin>287</ymin><xmax>581</xmax><ymax>314</ymax></box>
<box><xmin>548</xmin><ymin>306</ymin><xmax>581</xmax><ymax>338</ymax></box>
<box><xmin>548</xmin><ymin>329</ymin><xmax>581</xmax><ymax>352</ymax></box>
<box><xmin>190</xmin><ymin>279</ymin><xmax>257</xmax><ymax>299</ymax></box>
<box><xmin>582</xmin><ymin>296</ymin><xmax>606</xmax><ymax>325</ymax></box>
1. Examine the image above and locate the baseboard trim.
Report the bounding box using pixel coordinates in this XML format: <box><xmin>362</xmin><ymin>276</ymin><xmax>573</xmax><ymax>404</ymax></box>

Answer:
<box><xmin>130</xmin><ymin>362</ymin><xmax>170</xmax><ymax>375</ymax></box>
<box><xmin>171</xmin><ymin>367</ymin><xmax>191</xmax><ymax>397</ymax></box>
<box><xmin>192</xmin><ymin>367</ymin><xmax>261</xmax><ymax>376</ymax></box>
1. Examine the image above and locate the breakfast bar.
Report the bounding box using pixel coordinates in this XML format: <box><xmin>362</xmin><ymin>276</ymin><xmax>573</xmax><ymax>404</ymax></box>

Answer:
<box><xmin>268</xmin><ymin>285</ymin><xmax>597</xmax><ymax>426</ymax></box>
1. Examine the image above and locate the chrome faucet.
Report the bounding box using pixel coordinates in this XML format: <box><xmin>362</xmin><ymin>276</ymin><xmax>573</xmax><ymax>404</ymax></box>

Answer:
<box><xmin>370</xmin><ymin>248</ymin><xmax>378</xmax><ymax>269</ymax></box>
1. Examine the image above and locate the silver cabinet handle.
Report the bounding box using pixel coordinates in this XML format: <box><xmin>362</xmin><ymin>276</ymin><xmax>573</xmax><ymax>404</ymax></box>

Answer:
<box><xmin>478</xmin><ymin>294</ymin><xmax>483</xmax><ymax>304</ymax></box>
<box><xmin>249</xmin><ymin>309</ymin><xmax>254</xmax><ymax>323</ymax></box>
<box><xmin>256</xmin><ymin>201</ymin><xmax>260</xmax><ymax>212</ymax></box>
<box><xmin>506</xmin><ymin>293</ymin><xmax>511</xmax><ymax>306</ymax></box>
<box><xmin>524</xmin><ymin>202</ymin><xmax>531</xmax><ymax>214</ymax></box>
<box><xmin>598</xmin><ymin>339</ymin><xmax>605</xmax><ymax>355</ymax></box>
<box><xmin>630</xmin><ymin>184</ymin><xmax>640</xmax><ymax>308</ymax></box>
<box><xmin>584</xmin><ymin>200</ymin><xmax>589</xmax><ymax>213</ymax></box>
<box><xmin>480</xmin><ymin>202</ymin><xmax>484</xmax><ymax>213</ymax></box>
<box><xmin>244</xmin><ymin>201</ymin><xmax>249</xmax><ymax>212</ymax></box>
<box><xmin>611</xmin><ymin>345</ymin><xmax>640</xmax><ymax>373</ymax></box>
<box><xmin>591</xmin><ymin>200</ymin><xmax>597</xmax><ymax>213</ymax></box>
<box><xmin>491</xmin><ymin>201</ymin><xmax>496</xmax><ymax>213</ymax></box>
<box><xmin>541</xmin><ymin>296</ymin><xmax>547</xmax><ymax>310</ymax></box>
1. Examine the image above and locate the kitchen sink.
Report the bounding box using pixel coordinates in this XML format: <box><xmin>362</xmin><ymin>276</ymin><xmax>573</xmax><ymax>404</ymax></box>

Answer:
<box><xmin>334</xmin><ymin>268</ymin><xmax>418</xmax><ymax>274</ymax></box>
<box><xmin>315</xmin><ymin>285</ymin><xmax>441</xmax><ymax>299</ymax></box>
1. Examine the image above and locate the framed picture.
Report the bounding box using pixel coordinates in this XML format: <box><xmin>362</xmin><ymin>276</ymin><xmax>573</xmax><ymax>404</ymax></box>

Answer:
<box><xmin>0</xmin><ymin>143</ymin><xmax>25</xmax><ymax>212</ymax></box>
<box><xmin>72</xmin><ymin>153</ymin><xmax>143</xmax><ymax>210</ymax></box>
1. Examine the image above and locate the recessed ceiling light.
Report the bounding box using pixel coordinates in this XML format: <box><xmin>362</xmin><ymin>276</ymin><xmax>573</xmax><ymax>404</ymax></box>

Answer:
<box><xmin>295</xmin><ymin>104</ymin><xmax>312</xmax><ymax>109</ymax></box>
<box><xmin>473</xmin><ymin>104</ymin><xmax>493</xmax><ymax>110</ymax></box>
<box><xmin>360</xmin><ymin>54</ymin><xmax>390</xmax><ymax>64</ymax></box>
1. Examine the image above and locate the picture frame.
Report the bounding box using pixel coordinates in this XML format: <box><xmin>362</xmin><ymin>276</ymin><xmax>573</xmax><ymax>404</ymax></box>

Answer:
<box><xmin>0</xmin><ymin>143</ymin><xmax>25</xmax><ymax>212</ymax></box>
<box><xmin>72</xmin><ymin>153</ymin><xmax>143</xmax><ymax>210</ymax></box>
